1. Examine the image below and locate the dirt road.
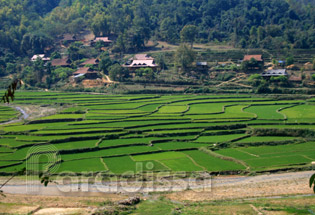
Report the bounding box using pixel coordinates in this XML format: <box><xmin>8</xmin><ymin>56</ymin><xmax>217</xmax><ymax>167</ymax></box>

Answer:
<box><xmin>1</xmin><ymin>171</ymin><xmax>314</xmax><ymax>198</ymax></box>
<box><xmin>0</xmin><ymin>171</ymin><xmax>314</xmax><ymax>215</ymax></box>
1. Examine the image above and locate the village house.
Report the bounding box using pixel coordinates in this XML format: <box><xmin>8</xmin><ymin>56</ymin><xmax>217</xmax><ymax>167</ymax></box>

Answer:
<box><xmin>62</xmin><ymin>34</ymin><xmax>77</xmax><ymax>44</ymax></box>
<box><xmin>124</xmin><ymin>54</ymin><xmax>158</xmax><ymax>71</ymax></box>
<box><xmin>91</xmin><ymin>37</ymin><xmax>113</xmax><ymax>46</ymax></box>
<box><xmin>289</xmin><ymin>75</ymin><xmax>302</xmax><ymax>82</ymax></box>
<box><xmin>51</xmin><ymin>58</ymin><xmax>72</xmax><ymax>67</ymax></box>
<box><xmin>73</xmin><ymin>67</ymin><xmax>99</xmax><ymax>79</ymax></box>
<box><xmin>261</xmin><ymin>69</ymin><xmax>288</xmax><ymax>78</ymax></box>
<box><xmin>31</xmin><ymin>54</ymin><xmax>50</xmax><ymax>62</ymax></box>
<box><xmin>243</xmin><ymin>54</ymin><xmax>264</xmax><ymax>71</ymax></box>
<box><xmin>81</xmin><ymin>58</ymin><xmax>100</xmax><ymax>66</ymax></box>
<box><xmin>196</xmin><ymin>62</ymin><xmax>208</xmax><ymax>68</ymax></box>
<box><xmin>243</xmin><ymin>55</ymin><xmax>263</xmax><ymax>62</ymax></box>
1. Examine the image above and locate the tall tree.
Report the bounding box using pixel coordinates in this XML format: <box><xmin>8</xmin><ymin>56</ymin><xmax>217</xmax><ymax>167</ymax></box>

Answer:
<box><xmin>175</xmin><ymin>44</ymin><xmax>195</xmax><ymax>72</ymax></box>
<box><xmin>180</xmin><ymin>25</ymin><xmax>198</xmax><ymax>48</ymax></box>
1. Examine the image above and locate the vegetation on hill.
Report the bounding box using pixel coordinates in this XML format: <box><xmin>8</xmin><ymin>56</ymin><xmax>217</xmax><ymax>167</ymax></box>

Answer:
<box><xmin>0</xmin><ymin>0</ymin><xmax>314</xmax><ymax>57</ymax></box>
<box><xmin>0</xmin><ymin>0</ymin><xmax>314</xmax><ymax>92</ymax></box>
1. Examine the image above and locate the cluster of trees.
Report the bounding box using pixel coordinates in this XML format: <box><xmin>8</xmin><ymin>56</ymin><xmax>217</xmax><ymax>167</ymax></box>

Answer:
<box><xmin>248</xmin><ymin>74</ymin><xmax>291</xmax><ymax>94</ymax></box>
<box><xmin>1</xmin><ymin>0</ymin><xmax>315</xmax><ymax>57</ymax></box>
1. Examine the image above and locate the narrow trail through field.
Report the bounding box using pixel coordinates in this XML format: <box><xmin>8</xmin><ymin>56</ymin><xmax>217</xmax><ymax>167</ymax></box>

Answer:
<box><xmin>215</xmin><ymin>74</ymin><xmax>248</xmax><ymax>87</ymax></box>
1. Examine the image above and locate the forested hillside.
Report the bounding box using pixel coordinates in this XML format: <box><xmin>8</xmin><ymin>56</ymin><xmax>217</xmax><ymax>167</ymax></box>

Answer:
<box><xmin>1</xmin><ymin>0</ymin><xmax>314</xmax><ymax>56</ymax></box>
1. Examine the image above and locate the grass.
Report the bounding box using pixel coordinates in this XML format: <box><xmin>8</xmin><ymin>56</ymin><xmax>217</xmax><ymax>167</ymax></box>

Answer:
<box><xmin>99</xmin><ymin>137</ymin><xmax>155</xmax><ymax>148</ymax></box>
<box><xmin>56</xmin><ymin>158</ymin><xmax>107</xmax><ymax>173</ymax></box>
<box><xmin>158</xmin><ymin>105</ymin><xmax>188</xmax><ymax>113</ymax></box>
<box><xmin>245</xmin><ymin>155</ymin><xmax>312</xmax><ymax>169</ymax></box>
<box><xmin>0</xmin><ymin>138</ymin><xmax>40</xmax><ymax>148</ymax></box>
<box><xmin>159</xmin><ymin>157</ymin><xmax>204</xmax><ymax>171</ymax></box>
<box><xmin>183</xmin><ymin>150</ymin><xmax>246</xmax><ymax>171</ymax></box>
<box><xmin>236</xmin><ymin>136</ymin><xmax>300</xmax><ymax>143</ymax></box>
<box><xmin>250</xmin><ymin>124</ymin><xmax>315</xmax><ymax>130</ymax></box>
<box><xmin>281</xmin><ymin>104</ymin><xmax>315</xmax><ymax>123</ymax></box>
<box><xmin>244</xmin><ymin>104</ymin><xmax>289</xmax><ymax>119</ymax></box>
<box><xmin>39</xmin><ymin>114</ymin><xmax>84</xmax><ymax>120</ymax></box>
<box><xmin>54</xmin><ymin>140</ymin><xmax>99</xmax><ymax>150</ymax></box>
<box><xmin>187</xmin><ymin>103</ymin><xmax>227</xmax><ymax>114</ymax></box>
<box><xmin>132</xmin><ymin>152</ymin><xmax>186</xmax><ymax>161</ymax></box>
<box><xmin>103</xmin><ymin>156</ymin><xmax>168</xmax><ymax>174</ymax></box>
<box><xmin>216</xmin><ymin>148</ymin><xmax>257</xmax><ymax>160</ymax></box>
<box><xmin>216</xmin><ymin>142</ymin><xmax>315</xmax><ymax>170</ymax></box>
<box><xmin>2</xmin><ymin>124</ymin><xmax>47</xmax><ymax>133</ymax></box>
<box><xmin>195</xmin><ymin>134</ymin><xmax>246</xmax><ymax>143</ymax></box>
<box><xmin>61</xmin><ymin>145</ymin><xmax>161</xmax><ymax>161</ymax></box>
<box><xmin>132</xmin><ymin>199</ymin><xmax>175</xmax><ymax>215</ymax></box>
<box><xmin>155</xmin><ymin>141</ymin><xmax>208</xmax><ymax>150</ymax></box>
<box><xmin>0</xmin><ymin>163</ymin><xmax>25</xmax><ymax>173</ymax></box>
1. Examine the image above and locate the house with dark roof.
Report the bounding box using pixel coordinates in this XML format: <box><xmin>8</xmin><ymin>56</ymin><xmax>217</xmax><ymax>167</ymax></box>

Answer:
<box><xmin>62</xmin><ymin>34</ymin><xmax>76</xmax><ymax>42</ymax></box>
<box><xmin>196</xmin><ymin>62</ymin><xmax>208</xmax><ymax>70</ymax></box>
<box><xmin>51</xmin><ymin>58</ymin><xmax>71</xmax><ymax>67</ymax></box>
<box><xmin>81</xmin><ymin>58</ymin><xmax>100</xmax><ymax>66</ymax></box>
<box><xmin>73</xmin><ymin>67</ymin><xmax>99</xmax><ymax>79</ymax></box>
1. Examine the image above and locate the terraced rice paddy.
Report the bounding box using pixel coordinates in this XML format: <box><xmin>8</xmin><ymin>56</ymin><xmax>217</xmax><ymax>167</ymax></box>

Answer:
<box><xmin>0</xmin><ymin>91</ymin><xmax>314</xmax><ymax>175</ymax></box>
<box><xmin>0</xmin><ymin>106</ymin><xmax>19</xmax><ymax>123</ymax></box>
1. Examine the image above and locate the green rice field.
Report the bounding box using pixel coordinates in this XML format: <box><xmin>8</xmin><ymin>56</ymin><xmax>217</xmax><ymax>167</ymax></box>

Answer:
<box><xmin>0</xmin><ymin>91</ymin><xmax>314</xmax><ymax>175</ymax></box>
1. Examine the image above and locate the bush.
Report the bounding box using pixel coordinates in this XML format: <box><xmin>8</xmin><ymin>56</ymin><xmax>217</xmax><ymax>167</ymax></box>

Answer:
<box><xmin>286</xmin><ymin>56</ymin><xmax>294</xmax><ymax>66</ymax></box>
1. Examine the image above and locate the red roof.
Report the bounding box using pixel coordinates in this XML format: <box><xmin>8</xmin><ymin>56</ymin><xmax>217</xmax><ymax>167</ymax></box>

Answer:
<box><xmin>51</xmin><ymin>58</ymin><xmax>71</xmax><ymax>66</ymax></box>
<box><xmin>243</xmin><ymin>55</ymin><xmax>263</xmax><ymax>61</ymax></box>
<box><xmin>289</xmin><ymin>76</ymin><xmax>302</xmax><ymax>81</ymax></box>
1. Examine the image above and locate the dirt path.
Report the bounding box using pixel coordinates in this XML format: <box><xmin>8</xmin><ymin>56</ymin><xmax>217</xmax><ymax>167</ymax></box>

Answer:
<box><xmin>167</xmin><ymin>171</ymin><xmax>315</xmax><ymax>201</ymax></box>
<box><xmin>1</xmin><ymin>171</ymin><xmax>313</xmax><ymax>198</ymax></box>
<box><xmin>215</xmin><ymin>74</ymin><xmax>249</xmax><ymax>88</ymax></box>
<box><xmin>0</xmin><ymin>171</ymin><xmax>314</xmax><ymax>214</ymax></box>
<box><xmin>0</xmin><ymin>105</ymin><xmax>62</xmax><ymax>126</ymax></box>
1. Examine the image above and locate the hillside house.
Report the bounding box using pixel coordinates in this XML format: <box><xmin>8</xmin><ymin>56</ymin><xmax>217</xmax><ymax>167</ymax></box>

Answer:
<box><xmin>124</xmin><ymin>54</ymin><xmax>158</xmax><ymax>71</ymax></box>
<box><xmin>73</xmin><ymin>67</ymin><xmax>99</xmax><ymax>79</ymax></box>
<box><xmin>261</xmin><ymin>69</ymin><xmax>288</xmax><ymax>78</ymax></box>
<box><xmin>243</xmin><ymin>55</ymin><xmax>264</xmax><ymax>71</ymax></box>
<box><xmin>243</xmin><ymin>55</ymin><xmax>263</xmax><ymax>62</ymax></box>
<box><xmin>289</xmin><ymin>75</ymin><xmax>302</xmax><ymax>82</ymax></box>
<box><xmin>196</xmin><ymin>62</ymin><xmax>208</xmax><ymax>68</ymax></box>
<box><xmin>51</xmin><ymin>58</ymin><xmax>72</xmax><ymax>67</ymax></box>
<box><xmin>31</xmin><ymin>54</ymin><xmax>50</xmax><ymax>62</ymax></box>
<box><xmin>81</xmin><ymin>58</ymin><xmax>100</xmax><ymax>66</ymax></box>
<box><xmin>91</xmin><ymin>37</ymin><xmax>113</xmax><ymax>46</ymax></box>
<box><xmin>62</xmin><ymin>34</ymin><xmax>77</xmax><ymax>44</ymax></box>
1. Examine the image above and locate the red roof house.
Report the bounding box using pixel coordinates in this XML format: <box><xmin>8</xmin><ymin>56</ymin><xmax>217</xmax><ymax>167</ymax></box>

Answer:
<box><xmin>243</xmin><ymin>55</ymin><xmax>263</xmax><ymax>62</ymax></box>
